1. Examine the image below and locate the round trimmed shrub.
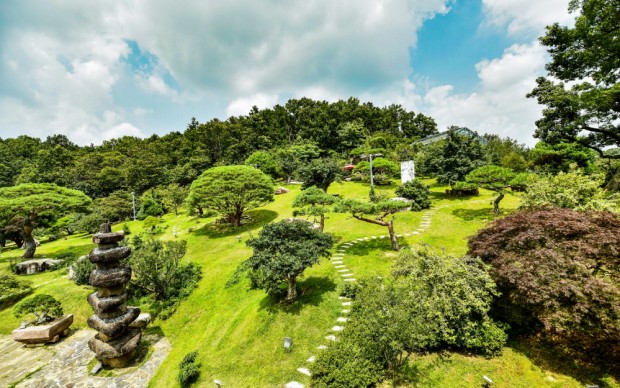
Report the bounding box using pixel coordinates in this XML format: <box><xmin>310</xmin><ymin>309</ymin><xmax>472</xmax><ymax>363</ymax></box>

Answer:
<box><xmin>395</xmin><ymin>179</ymin><xmax>431</xmax><ymax>211</ymax></box>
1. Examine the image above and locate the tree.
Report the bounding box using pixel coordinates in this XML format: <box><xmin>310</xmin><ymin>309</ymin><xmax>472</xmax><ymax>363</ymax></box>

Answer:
<box><xmin>292</xmin><ymin>186</ymin><xmax>337</xmax><ymax>231</ymax></box>
<box><xmin>352</xmin><ymin>157</ymin><xmax>399</xmax><ymax>185</ymax></box>
<box><xmin>468</xmin><ymin>208</ymin><xmax>620</xmax><ymax>356</ymax></box>
<box><xmin>187</xmin><ymin>166</ymin><xmax>274</xmax><ymax>226</ymax></box>
<box><xmin>521</xmin><ymin>167</ymin><xmax>617</xmax><ymax>211</ymax></box>
<box><xmin>297</xmin><ymin>158</ymin><xmax>341</xmax><ymax>192</ymax></box>
<box><xmin>527</xmin><ymin>0</ymin><xmax>620</xmax><ymax>158</ymax></box>
<box><xmin>313</xmin><ymin>247</ymin><xmax>506</xmax><ymax>385</ymax></box>
<box><xmin>335</xmin><ymin>199</ymin><xmax>409</xmax><ymax>250</ymax></box>
<box><xmin>244</xmin><ymin>151</ymin><xmax>279</xmax><ymax>178</ymax></box>
<box><xmin>436</xmin><ymin>128</ymin><xmax>486</xmax><ymax>186</ymax></box>
<box><xmin>94</xmin><ymin>190</ymin><xmax>135</xmax><ymax>222</ymax></box>
<box><xmin>236</xmin><ymin>220</ymin><xmax>333</xmax><ymax>302</ymax></box>
<box><xmin>13</xmin><ymin>294</ymin><xmax>63</xmax><ymax>325</ymax></box>
<box><xmin>162</xmin><ymin>183</ymin><xmax>189</xmax><ymax>216</ymax></box>
<box><xmin>0</xmin><ymin>183</ymin><xmax>91</xmax><ymax>258</ymax></box>
<box><xmin>530</xmin><ymin>141</ymin><xmax>597</xmax><ymax>174</ymax></box>
<box><xmin>130</xmin><ymin>239</ymin><xmax>188</xmax><ymax>300</ymax></box>
<box><xmin>395</xmin><ymin>179</ymin><xmax>431</xmax><ymax>211</ymax></box>
<box><xmin>466</xmin><ymin>165</ymin><xmax>516</xmax><ymax>214</ymax></box>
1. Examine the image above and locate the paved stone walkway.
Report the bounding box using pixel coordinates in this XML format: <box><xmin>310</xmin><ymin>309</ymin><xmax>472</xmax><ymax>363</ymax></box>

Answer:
<box><xmin>0</xmin><ymin>329</ymin><xmax>170</xmax><ymax>388</ymax></box>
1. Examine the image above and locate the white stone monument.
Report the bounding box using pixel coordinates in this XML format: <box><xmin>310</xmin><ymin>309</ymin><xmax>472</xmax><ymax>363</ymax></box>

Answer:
<box><xmin>400</xmin><ymin>160</ymin><xmax>415</xmax><ymax>183</ymax></box>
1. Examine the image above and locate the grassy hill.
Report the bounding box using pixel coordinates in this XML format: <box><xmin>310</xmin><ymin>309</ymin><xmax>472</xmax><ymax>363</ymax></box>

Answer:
<box><xmin>0</xmin><ymin>180</ymin><xmax>613</xmax><ymax>387</ymax></box>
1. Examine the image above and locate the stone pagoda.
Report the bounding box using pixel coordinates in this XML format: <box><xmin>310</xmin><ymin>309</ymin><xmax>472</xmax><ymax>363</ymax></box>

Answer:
<box><xmin>86</xmin><ymin>223</ymin><xmax>142</xmax><ymax>367</ymax></box>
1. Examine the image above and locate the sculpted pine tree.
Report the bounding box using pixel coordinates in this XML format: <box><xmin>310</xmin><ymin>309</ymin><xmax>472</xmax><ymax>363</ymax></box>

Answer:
<box><xmin>292</xmin><ymin>186</ymin><xmax>337</xmax><ymax>231</ymax></box>
<box><xmin>0</xmin><ymin>183</ymin><xmax>91</xmax><ymax>258</ymax></box>
<box><xmin>466</xmin><ymin>165</ymin><xmax>515</xmax><ymax>214</ymax></box>
<box><xmin>187</xmin><ymin>166</ymin><xmax>274</xmax><ymax>226</ymax></box>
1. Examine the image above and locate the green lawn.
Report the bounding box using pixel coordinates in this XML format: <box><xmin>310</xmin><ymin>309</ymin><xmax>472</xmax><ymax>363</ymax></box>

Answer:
<box><xmin>0</xmin><ymin>180</ymin><xmax>615</xmax><ymax>387</ymax></box>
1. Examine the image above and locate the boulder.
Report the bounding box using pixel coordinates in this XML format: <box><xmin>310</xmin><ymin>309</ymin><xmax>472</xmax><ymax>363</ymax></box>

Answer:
<box><xmin>129</xmin><ymin>313</ymin><xmax>151</xmax><ymax>329</ymax></box>
<box><xmin>88</xmin><ymin>246</ymin><xmax>131</xmax><ymax>264</ymax></box>
<box><xmin>12</xmin><ymin>314</ymin><xmax>73</xmax><ymax>344</ymax></box>
<box><xmin>89</xmin><ymin>266</ymin><xmax>132</xmax><ymax>288</ymax></box>
<box><xmin>275</xmin><ymin>186</ymin><xmax>290</xmax><ymax>195</ymax></box>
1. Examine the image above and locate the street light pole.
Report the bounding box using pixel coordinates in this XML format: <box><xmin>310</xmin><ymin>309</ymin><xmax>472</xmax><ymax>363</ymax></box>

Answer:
<box><xmin>131</xmin><ymin>192</ymin><xmax>136</xmax><ymax>221</ymax></box>
<box><xmin>369</xmin><ymin>153</ymin><xmax>375</xmax><ymax>189</ymax></box>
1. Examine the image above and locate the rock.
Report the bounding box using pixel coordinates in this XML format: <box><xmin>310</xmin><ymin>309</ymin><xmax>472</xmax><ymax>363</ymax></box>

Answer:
<box><xmin>88</xmin><ymin>246</ymin><xmax>131</xmax><ymax>264</ymax></box>
<box><xmin>275</xmin><ymin>186</ymin><xmax>290</xmax><ymax>195</ymax></box>
<box><xmin>87</xmin><ymin>307</ymin><xmax>140</xmax><ymax>338</ymax></box>
<box><xmin>129</xmin><ymin>313</ymin><xmax>151</xmax><ymax>329</ymax></box>
<box><xmin>92</xmin><ymin>232</ymin><xmax>125</xmax><ymax>245</ymax></box>
<box><xmin>91</xmin><ymin>361</ymin><xmax>102</xmax><ymax>375</ymax></box>
<box><xmin>14</xmin><ymin>258</ymin><xmax>63</xmax><ymax>275</ymax></box>
<box><xmin>87</xmin><ymin>292</ymin><xmax>128</xmax><ymax>315</ymax></box>
<box><xmin>12</xmin><ymin>314</ymin><xmax>73</xmax><ymax>344</ymax></box>
<box><xmin>88</xmin><ymin>327</ymin><xmax>141</xmax><ymax>359</ymax></box>
<box><xmin>89</xmin><ymin>267</ymin><xmax>132</xmax><ymax>288</ymax></box>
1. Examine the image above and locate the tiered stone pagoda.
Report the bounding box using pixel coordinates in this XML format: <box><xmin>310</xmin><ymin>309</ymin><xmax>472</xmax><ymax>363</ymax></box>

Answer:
<box><xmin>86</xmin><ymin>223</ymin><xmax>142</xmax><ymax>367</ymax></box>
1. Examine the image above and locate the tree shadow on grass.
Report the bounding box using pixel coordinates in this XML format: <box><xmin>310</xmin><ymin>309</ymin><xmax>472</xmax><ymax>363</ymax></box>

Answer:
<box><xmin>340</xmin><ymin>238</ymin><xmax>406</xmax><ymax>256</ymax></box>
<box><xmin>510</xmin><ymin>337</ymin><xmax>620</xmax><ymax>387</ymax></box>
<box><xmin>258</xmin><ymin>276</ymin><xmax>337</xmax><ymax>316</ymax></box>
<box><xmin>451</xmin><ymin>207</ymin><xmax>496</xmax><ymax>222</ymax></box>
<box><xmin>429</xmin><ymin>191</ymin><xmax>480</xmax><ymax>204</ymax></box>
<box><xmin>193</xmin><ymin>209</ymin><xmax>278</xmax><ymax>238</ymax></box>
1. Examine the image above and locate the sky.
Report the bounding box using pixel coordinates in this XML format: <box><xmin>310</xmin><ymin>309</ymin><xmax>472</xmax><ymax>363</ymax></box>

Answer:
<box><xmin>0</xmin><ymin>0</ymin><xmax>576</xmax><ymax>146</ymax></box>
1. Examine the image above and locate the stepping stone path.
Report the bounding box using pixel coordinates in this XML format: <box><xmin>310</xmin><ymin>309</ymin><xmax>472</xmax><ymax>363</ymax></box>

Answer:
<box><xmin>287</xmin><ymin>204</ymin><xmax>468</xmax><ymax>386</ymax></box>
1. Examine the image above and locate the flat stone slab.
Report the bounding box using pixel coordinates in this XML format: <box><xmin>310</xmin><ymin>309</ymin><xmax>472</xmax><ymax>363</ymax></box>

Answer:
<box><xmin>342</xmin><ymin>302</ymin><xmax>352</xmax><ymax>306</ymax></box>
<box><xmin>341</xmin><ymin>273</ymin><xmax>354</xmax><ymax>277</ymax></box>
<box><xmin>297</xmin><ymin>367</ymin><xmax>311</xmax><ymax>376</ymax></box>
<box><xmin>12</xmin><ymin>314</ymin><xmax>73</xmax><ymax>344</ymax></box>
<box><xmin>344</xmin><ymin>278</ymin><xmax>356</xmax><ymax>282</ymax></box>
<box><xmin>14</xmin><ymin>258</ymin><xmax>63</xmax><ymax>275</ymax></box>
<box><xmin>341</xmin><ymin>309</ymin><xmax>350</xmax><ymax>314</ymax></box>
<box><xmin>325</xmin><ymin>335</ymin><xmax>337</xmax><ymax>341</ymax></box>
<box><xmin>307</xmin><ymin>355</ymin><xmax>316</xmax><ymax>363</ymax></box>
<box><xmin>337</xmin><ymin>317</ymin><xmax>348</xmax><ymax>323</ymax></box>
<box><xmin>92</xmin><ymin>232</ymin><xmax>125</xmax><ymax>244</ymax></box>
<box><xmin>317</xmin><ymin>345</ymin><xmax>328</xmax><ymax>350</ymax></box>
<box><xmin>334</xmin><ymin>265</ymin><xmax>346</xmax><ymax>268</ymax></box>
<box><xmin>286</xmin><ymin>382</ymin><xmax>304</xmax><ymax>388</ymax></box>
<box><xmin>337</xmin><ymin>269</ymin><xmax>350</xmax><ymax>273</ymax></box>
<box><xmin>338</xmin><ymin>296</ymin><xmax>349</xmax><ymax>300</ymax></box>
<box><xmin>331</xmin><ymin>326</ymin><xmax>344</xmax><ymax>332</ymax></box>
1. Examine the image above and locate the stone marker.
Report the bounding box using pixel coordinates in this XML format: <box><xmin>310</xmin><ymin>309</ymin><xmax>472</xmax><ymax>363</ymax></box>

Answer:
<box><xmin>87</xmin><ymin>223</ymin><xmax>142</xmax><ymax>368</ymax></box>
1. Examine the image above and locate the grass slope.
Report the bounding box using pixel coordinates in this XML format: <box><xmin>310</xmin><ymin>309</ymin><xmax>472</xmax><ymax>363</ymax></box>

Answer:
<box><xmin>0</xmin><ymin>180</ymin><xmax>613</xmax><ymax>387</ymax></box>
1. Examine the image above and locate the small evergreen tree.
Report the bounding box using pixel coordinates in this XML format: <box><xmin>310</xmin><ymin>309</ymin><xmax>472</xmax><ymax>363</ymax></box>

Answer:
<box><xmin>395</xmin><ymin>180</ymin><xmax>431</xmax><ymax>211</ymax></box>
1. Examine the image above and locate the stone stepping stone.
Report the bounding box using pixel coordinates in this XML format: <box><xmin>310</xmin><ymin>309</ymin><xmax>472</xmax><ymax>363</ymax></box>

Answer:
<box><xmin>412</xmin><ymin>232</ymin><xmax>420</xmax><ymax>235</ymax></box>
<box><xmin>342</xmin><ymin>273</ymin><xmax>354</xmax><ymax>277</ymax></box>
<box><xmin>342</xmin><ymin>309</ymin><xmax>350</xmax><ymax>314</ymax></box>
<box><xmin>332</xmin><ymin>261</ymin><xmax>343</xmax><ymax>265</ymax></box>
<box><xmin>405</xmin><ymin>233</ymin><xmax>410</xmax><ymax>237</ymax></box>
<box><xmin>397</xmin><ymin>234</ymin><xmax>403</xmax><ymax>238</ymax></box>
<box><xmin>344</xmin><ymin>278</ymin><xmax>356</xmax><ymax>282</ymax></box>
<box><xmin>332</xmin><ymin>326</ymin><xmax>344</xmax><ymax>332</ymax></box>
<box><xmin>342</xmin><ymin>301</ymin><xmax>352</xmax><ymax>306</ymax></box>
<box><xmin>334</xmin><ymin>265</ymin><xmax>346</xmax><ymax>269</ymax></box>
<box><xmin>338</xmin><ymin>296</ymin><xmax>350</xmax><ymax>300</ymax></box>
<box><xmin>286</xmin><ymin>382</ymin><xmax>304</xmax><ymax>388</ymax></box>
<box><xmin>297</xmin><ymin>367</ymin><xmax>311</xmax><ymax>376</ymax></box>
<box><xmin>379</xmin><ymin>235</ymin><xmax>385</xmax><ymax>239</ymax></box>
<box><xmin>337</xmin><ymin>317</ymin><xmax>348</xmax><ymax>323</ymax></box>
<box><xmin>318</xmin><ymin>345</ymin><xmax>328</xmax><ymax>350</ymax></box>
<box><xmin>326</xmin><ymin>335</ymin><xmax>337</xmax><ymax>341</ymax></box>
<box><xmin>338</xmin><ymin>269</ymin><xmax>350</xmax><ymax>273</ymax></box>
<box><xmin>371</xmin><ymin>236</ymin><xmax>377</xmax><ymax>239</ymax></box>
<box><xmin>307</xmin><ymin>355</ymin><xmax>316</xmax><ymax>363</ymax></box>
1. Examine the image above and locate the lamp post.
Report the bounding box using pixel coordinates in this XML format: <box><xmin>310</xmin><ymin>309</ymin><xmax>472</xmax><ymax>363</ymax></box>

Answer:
<box><xmin>367</xmin><ymin>153</ymin><xmax>383</xmax><ymax>190</ymax></box>
<box><xmin>131</xmin><ymin>192</ymin><xmax>136</xmax><ymax>221</ymax></box>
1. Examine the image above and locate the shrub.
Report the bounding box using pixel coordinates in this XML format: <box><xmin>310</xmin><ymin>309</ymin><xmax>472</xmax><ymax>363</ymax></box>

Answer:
<box><xmin>14</xmin><ymin>294</ymin><xmax>63</xmax><ymax>324</ymax></box>
<box><xmin>395</xmin><ymin>180</ymin><xmax>431</xmax><ymax>211</ymax></box>
<box><xmin>122</xmin><ymin>223</ymin><xmax>131</xmax><ymax>235</ymax></box>
<box><xmin>178</xmin><ymin>351</ymin><xmax>200</xmax><ymax>387</ymax></box>
<box><xmin>509</xmin><ymin>172</ymin><xmax>531</xmax><ymax>191</ymax></box>
<box><xmin>71</xmin><ymin>257</ymin><xmax>95</xmax><ymax>286</ymax></box>
<box><xmin>468</xmin><ymin>208</ymin><xmax>620</xmax><ymax>356</ymax></box>
<box><xmin>339</xmin><ymin>282</ymin><xmax>361</xmax><ymax>299</ymax></box>
<box><xmin>311</xmin><ymin>339</ymin><xmax>384</xmax><ymax>387</ymax></box>
<box><xmin>0</xmin><ymin>275</ymin><xmax>32</xmax><ymax>309</ymax></box>
<box><xmin>137</xmin><ymin>197</ymin><xmax>163</xmax><ymax>219</ymax></box>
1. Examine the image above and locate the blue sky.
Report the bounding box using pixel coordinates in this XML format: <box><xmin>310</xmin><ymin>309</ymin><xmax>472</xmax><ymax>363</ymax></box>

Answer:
<box><xmin>0</xmin><ymin>0</ymin><xmax>574</xmax><ymax>146</ymax></box>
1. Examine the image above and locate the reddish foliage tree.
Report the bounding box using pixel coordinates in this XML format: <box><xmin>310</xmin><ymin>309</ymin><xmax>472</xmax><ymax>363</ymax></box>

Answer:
<box><xmin>468</xmin><ymin>208</ymin><xmax>620</xmax><ymax>355</ymax></box>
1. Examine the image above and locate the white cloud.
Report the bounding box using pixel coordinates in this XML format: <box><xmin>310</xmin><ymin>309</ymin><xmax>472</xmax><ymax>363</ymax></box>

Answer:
<box><xmin>482</xmin><ymin>0</ymin><xmax>574</xmax><ymax>35</ymax></box>
<box><xmin>226</xmin><ymin>93</ymin><xmax>279</xmax><ymax>117</ymax></box>
<box><xmin>421</xmin><ymin>43</ymin><xmax>548</xmax><ymax>145</ymax></box>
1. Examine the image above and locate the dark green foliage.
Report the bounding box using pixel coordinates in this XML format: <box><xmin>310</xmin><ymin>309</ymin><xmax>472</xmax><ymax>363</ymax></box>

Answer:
<box><xmin>395</xmin><ymin>180</ymin><xmax>431</xmax><ymax>211</ymax></box>
<box><xmin>352</xmin><ymin>157</ymin><xmax>399</xmax><ymax>185</ymax></box>
<box><xmin>178</xmin><ymin>351</ymin><xmax>200</xmax><ymax>387</ymax></box>
<box><xmin>509</xmin><ymin>172</ymin><xmax>531</xmax><ymax>191</ymax></box>
<box><xmin>13</xmin><ymin>294</ymin><xmax>63</xmax><ymax>324</ymax></box>
<box><xmin>187</xmin><ymin>165</ymin><xmax>274</xmax><ymax>226</ymax></box>
<box><xmin>122</xmin><ymin>223</ymin><xmax>131</xmax><ymax>235</ymax></box>
<box><xmin>235</xmin><ymin>220</ymin><xmax>333</xmax><ymax>302</ymax></box>
<box><xmin>468</xmin><ymin>208</ymin><xmax>620</xmax><ymax>357</ymax></box>
<box><xmin>71</xmin><ymin>258</ymin><xmax>96</xmax><ymax>286</ymax></box>
<box><xmin>0</xmin><ymin>275</ymin><xmax>32</xmax><ymax>309</ymax></box>
<box><xmin>527</xmin><ymin>0</ymin><xmax>620</xmax><ymax>158</ymax></box>
<box><xmin>436</xmin><ymin>127</ymin><xmax>486</xmax><ymax>186</ymax></box>
<box><xmin>94</xmin><ymin>191</ymin><xmax>134</xmax><ymax>222</ymax></box>
<box><xmin>339</xmin><ymin>282</ymin><xmax>361</xmax><ymax>299</ymax></box>
<box><xmin>72</xmin><ymin>212</ymin><xmax>107</xmax><ymax>234</ymax></box>
<box><xmin>447</xmin><ymin>181</ymin><xmax>479</xmax><ymax>196</ymax></box>
<box><xmin>137</xmin><ymin>197</ymin><xmax>163</xmax><ymax>219</ymax></box>
<box><xmin>292</xmin><ymin>186</ymin><xmax>337</xmax><ymax>231</ymax></box>
<box><xmin>466</xmin><ymin>165</ymin><xmax>516</xmax><ymax>214</ymax></box>
<box><xmin>530</xmin><ymin>141</ymin><xmax>597</xmax><ymax>174</ymax></box>
<box><xmin>297</xmin><ymin>158</ymin><xmax>342</xmax><ymax>192</ymax></box>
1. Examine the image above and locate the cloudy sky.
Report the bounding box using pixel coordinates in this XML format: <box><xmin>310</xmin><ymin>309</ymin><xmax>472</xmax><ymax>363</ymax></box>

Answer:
<box><xmin>0</xmin><ymin>0</ymin><xmax>575</xmax><ymax>146</ymax></box>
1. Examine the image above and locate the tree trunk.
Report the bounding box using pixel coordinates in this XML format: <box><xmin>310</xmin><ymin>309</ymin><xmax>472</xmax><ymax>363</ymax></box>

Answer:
<box><xmin>232</xmin><ymin>207</ymin><xmax>244</xmax><ymax>227</ymax></box>
<box><xmin>387</xmin><ymin>221</ymin><xmax>399</xmax><ymax>251</ymax></box>
<box><xmin>319</xmin><ymin>214</ymin><xmax>325</xmax><ymax>232</ymax></box>
<box><xmin>12</xmin><ymin>236</ymin><xmax>24</xmax><ymax>248</ymax></box>
<box><xmin>286</xmin><ymin>175</ymin><xmax>292</xmax><ymax>184</ymax></box>
<box><xmin>286</xmin><ymin>276</ymin><xmax>297</xmax><ymax>302</ymax></box>
<box><xmin>197</xmin><ymin>206</ymin><xmax>204</xmax><ymax>216</ymax></box>
<box><xmin>22</xmin><ymin>227</ymin><xmax>36</xmax><ymax>259</ymax></box>
<box><xmin>493</xmin><ymin>192</ymin><xmax>505</xmax><ymax>215</ymax></box>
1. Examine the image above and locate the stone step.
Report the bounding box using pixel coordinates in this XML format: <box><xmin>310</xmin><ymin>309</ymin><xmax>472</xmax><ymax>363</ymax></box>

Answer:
<box><xmin>337</xmin><ymin>317</ymin><xmax>348</xmax><ymax>323</ymax></box>
<box><xmin>307</xmin><ymin>355</ymin><xmax>316</xmax><ymax>363</ymax></box>
<box><xmin>332</xmin><ymin>326</ymin><xmax>344</xmax><ymax>332</ymax></box>
<box><xmin>344</xmin><ymin>278</ymin><xmax>356</xmax><ymax>282</ymax></box>
<box><xmin>297</xmin><ymin>367</ymin><xmax>311</xmax><ymax>376</ymax></box>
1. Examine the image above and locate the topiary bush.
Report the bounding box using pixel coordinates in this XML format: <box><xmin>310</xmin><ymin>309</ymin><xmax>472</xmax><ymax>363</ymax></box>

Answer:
<box><xmin>447</xmin><ymin>181</ymin><xmax>479</xmax><ymax>196</ymax></box>
<box><xmin>395</xmin><ymin>179</ymin><xmax>431</xmax><ymax>211</ymax></box>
